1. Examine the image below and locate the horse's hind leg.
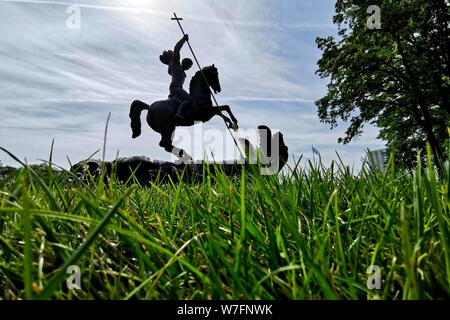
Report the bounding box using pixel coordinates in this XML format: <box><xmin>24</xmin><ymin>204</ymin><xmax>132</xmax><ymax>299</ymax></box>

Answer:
<box><xmin>159</xmin><ymin>127</ymin><xmax>193</xmax><ymax>162</ymax></box>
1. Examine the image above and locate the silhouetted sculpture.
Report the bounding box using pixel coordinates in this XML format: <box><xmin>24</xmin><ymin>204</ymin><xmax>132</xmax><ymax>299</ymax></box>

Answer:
<box><xmin>130</xmin><ymin>36</ymin><xmax>238</xmax><ymax>162</ymax></box>
<box><xmin>239</xmin><ymin>125</ymin><xmax>289</xmax><ymax>172</ymax></box>
<box><xmin>159</xmin><ymin>34</ymin><xmax>193</xmax><ymax>122</ymax></box>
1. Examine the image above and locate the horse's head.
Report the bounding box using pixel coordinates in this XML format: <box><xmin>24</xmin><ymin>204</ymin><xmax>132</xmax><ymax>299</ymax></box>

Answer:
<box><xmin>202</xmin><ymin>64</ymin><xmax>221</xmax><ymax>94</ymax></box>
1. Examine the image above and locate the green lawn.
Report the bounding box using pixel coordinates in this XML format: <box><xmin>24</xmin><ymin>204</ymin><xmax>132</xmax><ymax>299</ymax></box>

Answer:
<box><xmin>0</xmin><ymin>146</ymin><xmax>449</xmax><ymax>300</ymax></box>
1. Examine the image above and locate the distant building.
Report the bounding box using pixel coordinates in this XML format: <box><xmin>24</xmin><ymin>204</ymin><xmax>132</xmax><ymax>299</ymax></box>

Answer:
<box><xmin>366</xmin><ymin>148</ymin><xmax>388</xmax><ymax>170</ymax></box>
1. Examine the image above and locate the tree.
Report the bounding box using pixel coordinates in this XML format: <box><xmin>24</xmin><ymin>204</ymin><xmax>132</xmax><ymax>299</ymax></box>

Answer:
<box><xmin>315</xmin><ymin>0</ymin><xmax>450</xmax><ymax>169</ymax></box>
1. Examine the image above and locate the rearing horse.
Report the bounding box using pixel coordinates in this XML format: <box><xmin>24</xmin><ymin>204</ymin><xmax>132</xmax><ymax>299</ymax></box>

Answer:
<box><xmin>129</xmin><ymin>65</ymin><xmax>238</xmax><ymax>161</ymax></box>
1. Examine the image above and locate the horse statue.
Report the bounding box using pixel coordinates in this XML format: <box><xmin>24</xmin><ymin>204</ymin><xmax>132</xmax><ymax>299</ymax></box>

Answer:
<box><xmin>129</xmin><ymin>65</ymin><xmax>238</xmax><ymax>161</ymax></box>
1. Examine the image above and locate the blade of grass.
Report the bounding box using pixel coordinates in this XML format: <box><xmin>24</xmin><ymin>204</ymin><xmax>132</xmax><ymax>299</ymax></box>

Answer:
<box><xmin>36</xmin><ymin>188</ymin><xmax>133</xmax><ymax>300</ymax></box>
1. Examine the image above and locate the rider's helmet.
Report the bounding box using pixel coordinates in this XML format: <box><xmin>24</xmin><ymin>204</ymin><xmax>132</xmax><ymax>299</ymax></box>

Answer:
<box><xmin>182</xmin><ymin>58</ymin><xmax>193</xmax><ymax>71</ymax></box>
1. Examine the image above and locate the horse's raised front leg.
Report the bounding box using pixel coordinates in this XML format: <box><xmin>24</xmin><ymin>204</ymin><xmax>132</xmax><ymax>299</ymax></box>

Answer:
<box><xmin>218</xmin><ymin>105</ymin><xmax>238</xmax><ymax>130</ymax></box>
<box><xmin>202</xmin><ymin>107</ymin><xmax>236</xmax><ymax>129</ymax></box>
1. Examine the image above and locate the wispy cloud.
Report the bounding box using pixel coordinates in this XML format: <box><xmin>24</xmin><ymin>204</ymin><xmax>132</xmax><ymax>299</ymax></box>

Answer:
<box><xmin>1</xmin><ymin>0</ymin><xmax>335</xmax><ymax>29</ymax></box>
<box><xmin>0</xmin><ymin>0</ymin><xmax>384</xmax><ymax>169</ymax></box>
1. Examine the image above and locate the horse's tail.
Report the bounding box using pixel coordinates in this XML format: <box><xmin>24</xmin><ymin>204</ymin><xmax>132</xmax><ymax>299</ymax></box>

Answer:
<box><xmin>129</xmin><ymin>100</ymin><xmax>148</xmax><ymax>138</ymax></box>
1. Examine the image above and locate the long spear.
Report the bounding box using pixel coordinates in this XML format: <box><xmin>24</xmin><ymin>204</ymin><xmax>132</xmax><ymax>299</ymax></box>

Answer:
<box><xmin>171</xmin><ymin>12</ymin><xmax>245</xmax><ymax>159</ymax></box>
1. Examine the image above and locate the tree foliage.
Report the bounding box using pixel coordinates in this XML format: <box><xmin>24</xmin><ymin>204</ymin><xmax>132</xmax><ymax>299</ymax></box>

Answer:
<box><xmin>316</xmin><ymin>0</ymin><xmax>450</xmax><ymax>168</ymax></box>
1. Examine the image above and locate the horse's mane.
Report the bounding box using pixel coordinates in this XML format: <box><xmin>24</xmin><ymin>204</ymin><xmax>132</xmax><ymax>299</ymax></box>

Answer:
<box><xmin>189</xmin><ymin>66</ymin><xmax>215</xmax><ymax>94</ymax></box>
<box><xmin>189</xmin><ymin>71</ymin><xmax>201</xmax><ymax>94</ymax></box>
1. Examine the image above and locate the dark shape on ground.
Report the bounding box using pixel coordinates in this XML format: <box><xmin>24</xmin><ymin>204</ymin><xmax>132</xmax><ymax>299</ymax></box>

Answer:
<box><xmin>72</xmin><ymin>126</ymin><xmax>288</xmax><ymax>186</ymax></box>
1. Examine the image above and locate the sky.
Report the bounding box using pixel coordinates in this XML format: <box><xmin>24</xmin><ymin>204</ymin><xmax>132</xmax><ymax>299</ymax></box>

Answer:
<box><xmin>0</xmin><ymin>0</ymin><xmax>385</xmax><ymax>170</ymax></box>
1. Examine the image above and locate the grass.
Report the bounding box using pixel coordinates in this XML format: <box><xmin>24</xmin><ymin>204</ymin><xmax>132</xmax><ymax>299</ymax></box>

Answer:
<box><xmin>0</xmin><ymin>144</ymin><xmax>449</xmax><ymax>300</ymax></box>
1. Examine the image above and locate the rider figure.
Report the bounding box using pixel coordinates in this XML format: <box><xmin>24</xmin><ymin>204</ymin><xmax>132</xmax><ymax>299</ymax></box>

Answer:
<box><xmin>159</xmin><ymin>34</ymin><xmax>193</xmax><ymax>123</ymax></box>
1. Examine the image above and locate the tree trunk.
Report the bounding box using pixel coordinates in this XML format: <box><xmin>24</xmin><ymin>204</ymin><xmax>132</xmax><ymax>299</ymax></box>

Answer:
<box><xmin>395</xmin><ymin>37</ymin><xmax>444</xmax><ymax>171</ymax></box>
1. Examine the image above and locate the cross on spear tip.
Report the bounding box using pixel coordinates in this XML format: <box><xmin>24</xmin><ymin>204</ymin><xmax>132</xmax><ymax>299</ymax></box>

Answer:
<box><xmin>170</xmin><ymin>12</ymin><xmax>245</xmax><ymax>158</ymax></box>
<box><xmin>170</xmin><ymin>13</ymin><xmax>202</xmax><ymax>76</ymax></box>
<box><xmin>171</xmin><ymin>14</ymin><xmax>182</xmax><ymax>21</ymax></box>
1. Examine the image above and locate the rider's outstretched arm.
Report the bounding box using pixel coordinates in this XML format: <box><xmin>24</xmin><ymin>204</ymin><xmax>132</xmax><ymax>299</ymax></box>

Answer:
<box><xmin>173</xmin><ymin>34</ymin><xmax>188</xmax><ymax>65</ymax></box>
